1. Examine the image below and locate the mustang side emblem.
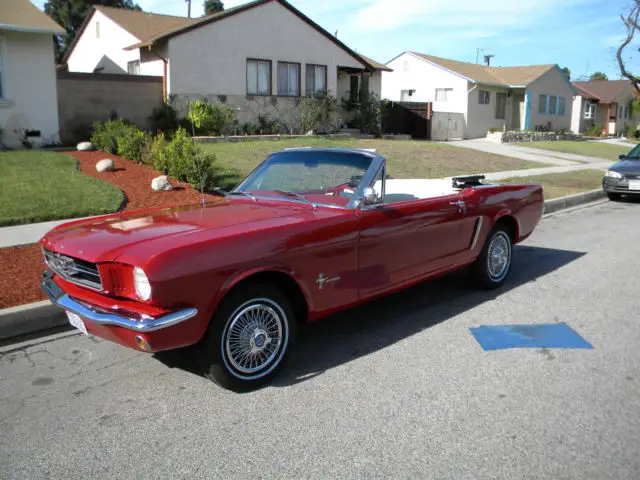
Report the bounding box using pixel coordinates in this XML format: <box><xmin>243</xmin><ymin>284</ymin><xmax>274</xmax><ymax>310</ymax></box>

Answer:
<box><xmin>316</xmin><ymin>273</ymin><xmax>340</xmax><ymax>290</ymax></box>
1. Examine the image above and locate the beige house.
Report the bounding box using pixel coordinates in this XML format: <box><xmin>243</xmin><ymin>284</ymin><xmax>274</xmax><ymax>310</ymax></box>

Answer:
<box><xmin>0</xmin><ymin>0</ymin><xmax>64</xmax><ymax>148</ymax></box>
<box><xmin>571</xmin><ymin>80</ymin><xmax>636</xmax><ymax>136</ymax></box>
<box><xmin>65</xmin><ymin>0</ymin><xmax>390</xmax><ymax>130</ymax></box>
<box><xmin>381</xmin><ymin>51</ymin><xmax>576</xmax><ymax>139</ymax></box>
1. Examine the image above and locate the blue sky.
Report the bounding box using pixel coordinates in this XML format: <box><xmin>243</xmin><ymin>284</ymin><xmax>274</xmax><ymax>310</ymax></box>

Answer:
<box><xmin>34</xmin><ymin>0</ymin><xmax>637</xmax><ymax>80</ymax></box>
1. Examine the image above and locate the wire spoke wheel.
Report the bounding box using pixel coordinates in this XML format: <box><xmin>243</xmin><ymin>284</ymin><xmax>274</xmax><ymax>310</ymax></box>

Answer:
<box><xmin>223</xmin><ymin>299</ymin><xmax>286</xmax><ymax>377</ymax></box>
<box><xmin>486</xmin><ymin>231</ymin><xmax>511</xmax><ymax>282</ymax></box>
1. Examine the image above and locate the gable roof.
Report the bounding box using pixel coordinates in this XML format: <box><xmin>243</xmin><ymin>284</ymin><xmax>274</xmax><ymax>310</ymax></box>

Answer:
<box><xmin>123</xmin><ymin>0</ymin><xmax>391</xmax><ymax>72</ymax></box>
<box><xmin>0</xmin><ymin>0</ymin><xmax>64</xmax><ymax>34</ymax></box>
<box><xmin>571</xmin><ymin>80</ymin><xmax>631</xmax><ymax>103</ymax></box>
<box><xmin>409</xmin><ymin>52</ymin><xmax>555</xmax><ymax>87</ymax></box>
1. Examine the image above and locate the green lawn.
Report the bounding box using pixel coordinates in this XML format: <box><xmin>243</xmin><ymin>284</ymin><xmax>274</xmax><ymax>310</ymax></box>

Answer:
<box><xmin>499</xmin><ymin>169</ymin><xmax>604</xmax><ymax>199</ymax></box>
<box><xmin>513</xmin><ymin>140</ymin><xmax>633</xmax><ymax>160</ymax></box>
<box><xmin>0</xmin><ymin>151</ymin><xmax>124</xmax><ymax>226</ymax></box>
<box><xmin>202</xmin><ymin>137</ymin><xmax>548</xmax><ymax>189</ymax></box>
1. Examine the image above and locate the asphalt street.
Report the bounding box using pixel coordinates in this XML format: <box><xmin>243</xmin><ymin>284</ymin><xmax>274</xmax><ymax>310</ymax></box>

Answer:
<box><xmin>2</xmin><ymin>199</ymin><xmax>640</xmax><ymax>479</ymax></box>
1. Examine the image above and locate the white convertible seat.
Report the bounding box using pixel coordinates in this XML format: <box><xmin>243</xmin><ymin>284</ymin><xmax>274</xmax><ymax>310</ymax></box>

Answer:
<box><xmin>373</xmin><ymin>179</ymin><xmax>458</xmax><ymax>203</ymax></box>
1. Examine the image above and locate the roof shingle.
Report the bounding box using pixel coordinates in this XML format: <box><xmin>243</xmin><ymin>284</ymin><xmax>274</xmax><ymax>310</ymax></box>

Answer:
<box><xmin>0</xmin><ymin>0</ymin><xmax>64</xmax><ymax>34</ymax></box>
<box><xmin>410</xmin><ymin>52</ymin><xmax>554</xmax><ymax>87</ymax></box>
<box><xmin>571</xmin><ymin>80</ymin><xmax>631</xmax><ymax>103</ymax></box>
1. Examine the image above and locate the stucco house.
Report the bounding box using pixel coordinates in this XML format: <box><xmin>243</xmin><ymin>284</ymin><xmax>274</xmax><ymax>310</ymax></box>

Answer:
<box><xmin>381</xmin><ymin>51</ymin><xmax>576</xmax><ymax>139</ymax></box>
<box><xmin>0</xmin><ymin>0</ymin><xmax>64</xmax><ymax>148</ymax></box>
<box><xmin>64</xmin><ymin>0</ymin><xmax>390</xmax><ymax>129</ymax></box>
<box><xmin>570</xmin><ymin>80</ymin><xmax>636</xmax><ymax>136</ymax></box>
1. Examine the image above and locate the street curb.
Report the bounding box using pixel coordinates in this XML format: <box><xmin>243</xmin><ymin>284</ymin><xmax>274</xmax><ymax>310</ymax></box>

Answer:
<box><xmin>0</xmin><ymin>301</ymin><xmax>66</xmax><ymax>341</ymax></box>
<box><xmin>0</xmin><ymin>188</ymin><xmax>608</xmax><ymax>343</ymax></box>
<box><xmin>543</xmin><ymin>189</ymin><xmax>605</xmax><ymax>214</ymax></box>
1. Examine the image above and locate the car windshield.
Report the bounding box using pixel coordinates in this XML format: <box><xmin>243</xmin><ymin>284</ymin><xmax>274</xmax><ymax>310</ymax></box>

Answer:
<box><xmin>234</xmin><ymin>150</ymin><xmax>374</xmax><ymax>207</ymax></box>
<box><xmin>625</xmin><ymin>144</ymin><xmax>640</xmax><ymax>159</ymax></box>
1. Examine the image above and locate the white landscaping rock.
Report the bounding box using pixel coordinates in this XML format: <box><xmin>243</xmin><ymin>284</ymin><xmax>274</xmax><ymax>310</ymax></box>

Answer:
<box><xmin>151</xmin><ymin>175</ymin><xmax>173</xmax><ymax>191</ymax></box>
<box><xmin>77</xmin><ymin>141</ymin><xmax>94</xmax><ymax>151</ymax></box>
<box><xmin>96</xmin><ymin>159</ymin><xmax>114</xmax><ymax>173</ymax></box>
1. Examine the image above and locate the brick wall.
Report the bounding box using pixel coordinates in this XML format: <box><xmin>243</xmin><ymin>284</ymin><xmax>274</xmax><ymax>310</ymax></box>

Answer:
<box><xmin>56</xmin><ymin>72</ymin><xmax>162</xmax><ymax>143</ymax></box>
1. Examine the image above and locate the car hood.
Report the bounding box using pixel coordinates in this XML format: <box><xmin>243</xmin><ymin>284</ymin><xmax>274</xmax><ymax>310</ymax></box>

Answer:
<box><xmin>611</xmin><ymin>159</ymin><xmax>640</xmax><ymax>173</ymax></box>
<box><xmin>40</xmin><ymin>198</ymin><xmax>303</xmax><ymax>263</ymax></box>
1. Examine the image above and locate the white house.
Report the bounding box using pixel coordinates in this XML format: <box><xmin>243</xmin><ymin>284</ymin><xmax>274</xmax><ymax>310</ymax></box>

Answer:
<box><xmin>571</xmin><ymin>80</ymin><xmax>636</xmax><ymax>136</ymax></box>
<box><xmin>381</xmin><ymin>51</ymin><xmax>576</xmax><ymax>139</ymax></box>
<box><xmin>65</xmin><ymin>6</ymin><xmax>198</xmax><ymax>76</ymax></box>
<box><xmin>65</xmin><ymin>0</ymin><xmax>390</xmax><ymax>129</ymax></box>
<box><xmin>0</xmin><ymin>0</ymin><xmax>64</xmax><ymax>148</ymax></box>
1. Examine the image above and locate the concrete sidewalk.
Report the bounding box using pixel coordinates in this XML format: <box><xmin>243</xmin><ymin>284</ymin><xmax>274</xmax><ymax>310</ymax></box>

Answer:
<box><xmin>448</xmin><ymin>138</ymin><xmax>617</xmax><ymax>165</ymax></box>
<box><xmin>484</xmin><ymin>161</ymin><xmax>611</xmax><ymax>181</ymax></box>
<box><xmin>593</xmin><ymin>138</ymin><xmax>635</xmax><ymax>148</ymax></box>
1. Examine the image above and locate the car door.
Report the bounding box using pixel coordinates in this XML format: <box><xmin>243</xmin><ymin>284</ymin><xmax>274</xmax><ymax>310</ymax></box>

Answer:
<box><xmin>357</xmin><ymin>186</ymin><xmax>468</xmax><ymax>298</ymax></box>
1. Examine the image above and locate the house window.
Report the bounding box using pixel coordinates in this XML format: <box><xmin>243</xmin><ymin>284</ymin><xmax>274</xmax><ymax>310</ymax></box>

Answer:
<box><xmin>127</xmin><ymin>60</ymin><xmax>140</xmax><ymax>75</ymax></box>
<box><xmin>548</xmin><ymin>96</ymin><xmax>557</xmax><ymax>115</ymax></box>
<box><xmin>305</xmin><ymin>64</ymin><xmax>326</xmax><ymax>96</ymax></box>
<box><xmin>621</xmin><ymin>104</ymin><xmax>629</xmax><ymax>119</ymax></box>
<box><xmin>479</xmin><ymin>90</ymin><xmax>490</xmax><ymax>105</ymax></box>
<box><xmin>349</xmin><ymin>75</ymin><xmax>359</xmax><ymax>103</ymax></box>
<box><xmin>584</xmin><ymin>101</ymin><xmax>596</xmax><ymax>119</ymax></box>
<box><xmin>558</xmin><ymin>97</ymin><xmax>566</xmax><ymax>116</ymax></box>
<box><xmin>277</xmin><ymin>62</ymin><xmax>300</xmax><ymax>96</ymax></box>
<box><xmin>495</xmin><ymin>92</ymin><xmax>507</xmax><ymax>119</ymax></box>
<box><xmin>247</xmin><ymin>59</ymin><xmax>271</xmax><ymax>95</ymax></box>
<box><xmin>435</xmin><ymin>88</ymin><xmax>452</xmax><ymax>101</ymax></box>
<box><xmin>96</xmin><ymin>21</ymin><xmax>100</xmax><ymax>39</ymax></box>
<box><xmin>538</xmin><ymin>94</ymin><xmax>547</xmax><ymax>114</ymax></box>
<box><xmin>610</xmin><ymin>103</ymin><xmax>618</xmax><ymax>117</ymax></box>
<box><xmin>400</xmin><ymin>90</ymin><xmax>413</xmax><ymax>101</ymax></box>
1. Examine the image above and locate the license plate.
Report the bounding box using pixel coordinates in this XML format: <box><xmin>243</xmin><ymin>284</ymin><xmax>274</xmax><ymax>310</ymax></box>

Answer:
<box><xmin>629</xmin><ymin>181</ymin><xmax>640</xmax><ymax>190</ymax></box>
<box><xmin>66</xmin><ymin>311</ymin><xmax>88</xmax><ymax>335</ymax></box>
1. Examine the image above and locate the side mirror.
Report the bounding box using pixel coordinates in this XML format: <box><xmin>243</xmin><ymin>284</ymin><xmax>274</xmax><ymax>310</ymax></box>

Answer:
<box><xmin>361</xmin><ymin>187</ymin><xmax>380</xmax><ymax>206</ymax></box>
<box><xmin>619</xmin><ymin>154</ymin><xmax>626</xmax><ymax>160</ymax></box>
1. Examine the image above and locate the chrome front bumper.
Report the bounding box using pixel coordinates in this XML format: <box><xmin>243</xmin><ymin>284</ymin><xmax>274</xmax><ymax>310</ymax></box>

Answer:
<box><xmin>41</xmin><ymin>271</ymin><xmax>198</xmax><ymax>333</ymax></box>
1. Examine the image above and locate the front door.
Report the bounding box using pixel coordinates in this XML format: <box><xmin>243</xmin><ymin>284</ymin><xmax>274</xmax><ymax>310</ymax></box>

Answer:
<box><xmin>356</xmin><ymin>195</ymin><xmax>466</xmax><ymax>297</ymax></box>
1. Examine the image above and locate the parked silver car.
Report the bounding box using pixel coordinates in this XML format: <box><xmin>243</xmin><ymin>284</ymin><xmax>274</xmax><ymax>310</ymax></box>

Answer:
<box><xmin>603</xmin><ymin>146</ymin><xmax>640</xmax><ymax>201</ymax></box>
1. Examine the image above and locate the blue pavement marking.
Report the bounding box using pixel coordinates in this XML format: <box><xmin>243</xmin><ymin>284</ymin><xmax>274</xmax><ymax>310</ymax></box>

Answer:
<box><xmin>470</xmin><ymin>323</ymin><xmax>593</xmax><ymax>351</ymax></box>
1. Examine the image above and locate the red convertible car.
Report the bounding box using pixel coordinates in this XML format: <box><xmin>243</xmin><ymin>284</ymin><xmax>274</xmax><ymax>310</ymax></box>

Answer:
<box><xmin>40</xmin><ymin>148</ymin><xmax>543</xmax><ymax>390</ymax></box>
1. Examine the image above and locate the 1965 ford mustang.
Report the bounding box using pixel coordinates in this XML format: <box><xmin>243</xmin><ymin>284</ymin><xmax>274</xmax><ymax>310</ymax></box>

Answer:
<box><xmin>40</xmin><ymin>148</ymin><xmax>543</xmax><ymax>390</ymax></box>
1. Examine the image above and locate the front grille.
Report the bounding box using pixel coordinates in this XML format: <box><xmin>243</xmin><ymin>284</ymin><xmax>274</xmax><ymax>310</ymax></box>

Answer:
<box><xmin>623</xmin><ymin>173</ymin><xmax>640</xmax><ymax>180</ymax></box>
<box><xmin>43</xmin><ymin>248</ymin><xmax>102</xmax><ymax>291</ymax></box>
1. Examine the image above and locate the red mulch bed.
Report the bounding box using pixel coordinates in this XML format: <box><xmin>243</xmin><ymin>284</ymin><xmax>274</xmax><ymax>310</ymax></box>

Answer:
<box><xmin>0</xmin><ymin>151</ymin><xmax>216</xmax><ymax>309</ymax></box>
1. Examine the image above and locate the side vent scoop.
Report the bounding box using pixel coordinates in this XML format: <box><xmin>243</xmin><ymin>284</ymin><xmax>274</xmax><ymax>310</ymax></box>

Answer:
<box><xmin>452</xmin><ymin>174</ymin><xmax>486</xmax><ymax>188</ymax></box>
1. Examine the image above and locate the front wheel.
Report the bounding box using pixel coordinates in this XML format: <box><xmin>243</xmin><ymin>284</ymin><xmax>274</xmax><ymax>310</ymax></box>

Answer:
<box><xmin>197</xmin><ymin>284</ymin><xmax>296</xmax><ymax>391</ymax></box>
<box><xmin>607</xmin><ymin>192</ymin><xmax>622</xmax><ymax>201</ymax></box>
<box><xmin>471</xmin><ymin>226</ymin><xmax>512</xmax><ymax>289</ymax></box>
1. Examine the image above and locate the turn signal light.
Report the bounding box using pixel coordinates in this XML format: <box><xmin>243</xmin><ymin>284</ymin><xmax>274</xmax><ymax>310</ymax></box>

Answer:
<box><xmin>135</xmin><ymin>335</ymin><xmax>152</xmax><ymax>352</ymax></box>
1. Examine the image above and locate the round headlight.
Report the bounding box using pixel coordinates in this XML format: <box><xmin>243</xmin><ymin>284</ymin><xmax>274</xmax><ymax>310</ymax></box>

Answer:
<box><xmin>606</xmin><ymin>170</ymin><xmax>623</xmax><ymax>179</ymax></box>
<box><xmin>133</xmin><ymin>267</ymin><xmax>151</xmax><ymax>301</ymax></box>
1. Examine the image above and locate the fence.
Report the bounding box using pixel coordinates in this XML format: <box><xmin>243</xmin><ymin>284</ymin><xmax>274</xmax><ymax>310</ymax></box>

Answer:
<box><xmin>56</xmin><ymin>72</ymin><xmax>163</xmax><ymax>143</ymax></box>
<box><xmin>381</xmin><ymin>101</ymin><xmax>432</xmax><ymax>139</ymax></box>
<box><xmin>430</xmin><ymin>112</ymin><xmax>465</xmax><ymax>141</ymax></box>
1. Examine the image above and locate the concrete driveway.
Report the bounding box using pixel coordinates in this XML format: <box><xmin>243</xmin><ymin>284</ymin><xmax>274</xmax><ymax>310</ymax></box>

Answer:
<box><xmin>2</xmin><ymin>200</ymin><xmax>640</xmax><ymax>479</ymax></box>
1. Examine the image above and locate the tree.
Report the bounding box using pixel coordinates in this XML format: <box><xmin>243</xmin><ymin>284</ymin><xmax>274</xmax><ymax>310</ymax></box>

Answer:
<box><xmin>617</xmin><ymin>1</ymin><xmax>640</xmax><ymax>95</ymax></box>
<box><xmin>44</xmin><ymin>0</ymin><xmax>141</xmax><ymax>63</ymax></box>
<box><xmin>203</xmin><ymin>0</ymin><xmax>224</xmax><ymax>15</ymax></box>
<box><xmin>589</xmin><ymin>72</ymin><xmax>608</xmax><ymax>81</ymax></box>
<box><xmin>560</xmin><ymin>66</ymin><xmax>571</xmax><ymax>80</ymax></box>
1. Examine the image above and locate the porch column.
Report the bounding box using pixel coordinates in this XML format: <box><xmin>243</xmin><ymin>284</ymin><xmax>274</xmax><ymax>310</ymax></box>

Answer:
<box><xmin>524</xmin><ymin>92</ymin><xmax>532</xmax><ymax>130</ymax></box>
<box><xmin>606</xmin><ymin>104</ymin><xmax>611</xmax><ymax>134</ymax></box>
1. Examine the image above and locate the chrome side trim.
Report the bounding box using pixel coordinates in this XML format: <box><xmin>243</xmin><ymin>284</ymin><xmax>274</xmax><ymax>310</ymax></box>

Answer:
<box><xmin>470</xmin><ymin>217</ymin><xmax>484</xmax><ymax>250</ymax></box>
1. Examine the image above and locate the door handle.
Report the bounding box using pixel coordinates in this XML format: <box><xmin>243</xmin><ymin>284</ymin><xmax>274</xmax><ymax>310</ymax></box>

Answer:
<box><xmin>450</xmin><ymin>201</ymin><xmax>466</xmax><ymax>213</ymax></box>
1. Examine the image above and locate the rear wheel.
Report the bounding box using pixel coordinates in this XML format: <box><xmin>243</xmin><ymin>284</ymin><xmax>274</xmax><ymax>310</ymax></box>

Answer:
<box><xmin>607</xmin><ymin>192</ymin><xmax>622</xmax><ymax>201</ymax></box>
<box><xmin>471</xmin><ymin>225</ymin><xmax>512</xmax><ymax>289</ymax></box>
<box><xmin>197</xmin><ymin>284</ymin><xmax>296</xmax><ymax>391</ymax></box>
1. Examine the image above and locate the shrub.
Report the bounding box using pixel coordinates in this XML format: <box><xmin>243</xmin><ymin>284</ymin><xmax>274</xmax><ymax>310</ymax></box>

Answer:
<box><xmin>116</xmin><ymin>126</ymin><xmax>148</xmax><ymax>162</ymax></box>
<box><xmin>626</xmin><ymin>125</ymin><xmax>638</xmax><ymax>139</ymax></box>
<box><xmin>585</xmin><ymin>124</ymin><xmax>603</xmax><ymax>137</ymax></box>
<box><xmin>141</xmin><ymin>132</ymin><xmax>166</xmax><ymax>166</ymax></box>
<box><xmin>488</xmin><ymin>127</ymin><xmax>501</xmax><ymax>133</ymax></box>
<box><xmin>149</xmin><ymin>96</ymin><xmax>180</xmax><ymax>135</ymax></box>
<box><xmin>152</xmin><ymin>127</ymin><xmax>217</xmax><ymax>191</ymax></box>
<box><xmin>91</xmin><ymin>119</ymin><xmax>134</xmax><ymax>154</ymax></box>
<box><xmin>187</xmin><ymin>100</ymin><xmax>236</xmax><ymax>136</ymax></box>
<box><xmin>242</xmin><ymin>114</ymin><xmax>285</xmax><ymax>135</ymax></box>
<box><xmin>300</xmin><ymin>94</ymin><xmax>343</xmax><ymax>134</ymax></box>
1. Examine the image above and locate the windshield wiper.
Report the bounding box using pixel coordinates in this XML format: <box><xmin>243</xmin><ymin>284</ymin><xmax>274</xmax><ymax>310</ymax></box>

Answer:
<box><xmin>273</xmin><ymin>189</ymin><xmax>315</xmax><ymax>206</ymax></box>
<box><xmin>214</xmin><ymin>188</ymin><xmax>256</xmax><ymax>200</ymax></box>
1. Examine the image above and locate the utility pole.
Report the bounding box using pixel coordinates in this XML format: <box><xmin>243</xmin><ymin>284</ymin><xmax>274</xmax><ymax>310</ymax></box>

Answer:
<box><xmin>186</xmin><ymin>0</ymin><xmax>191</xmax><ymax>18</ymax></box>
